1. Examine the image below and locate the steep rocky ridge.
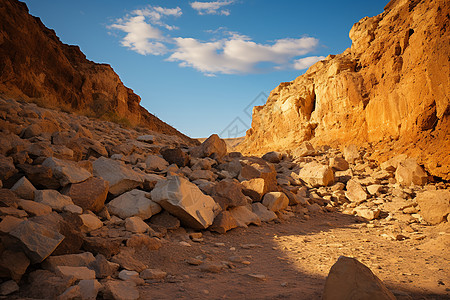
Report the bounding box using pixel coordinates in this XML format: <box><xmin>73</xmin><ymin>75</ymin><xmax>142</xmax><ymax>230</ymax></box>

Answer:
<box><xmin>237</xmin><ymin>0</ymin><xmax>449</xmax><ymax>180</ymax></box>
<box><xmin>0</xmin><ymin>0</ymin><xmax>196</xmax><ymax>145</ymax></box>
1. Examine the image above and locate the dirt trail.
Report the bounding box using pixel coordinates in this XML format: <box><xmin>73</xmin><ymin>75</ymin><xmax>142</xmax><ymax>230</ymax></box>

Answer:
<box><xmin>136</xmin><ymin>211</ymin><xmax>449</xmax><ymax>300</ymax></box>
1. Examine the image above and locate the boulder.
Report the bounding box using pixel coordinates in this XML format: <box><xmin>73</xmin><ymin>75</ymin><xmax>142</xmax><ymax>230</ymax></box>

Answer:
<box><xmin>323</xmin><ymin>256</ymin><xmax>395</xmax><ymax>300</ymax></box>
<box><xmin>88</xmin><ymin>254</ymin><xmax>119</xmax><ymax>279</ymax></box>
<box><xmin>79</xmin><ymin>214</ymin><xmax>103</xmax><ymax>232</ymax></box>
<box><xmin>229</xmin><ymin>206</ymin><xmax>262</xmax><ymax>227</ymax></box>
<box><xmin>42</xmin><ymin>252</ymin><xmax>96</xmax><ymax>272</ymax></box>
<box><xmin>0</xmin><ymin>280</ymin><xmax>19</xmax><ymax>296</ymax></box>
<box><xmin>252</xmin><ymin>202</ymin><xmax>277</xmax><ymax>222</ymax></box>
<box><xmin>262</xmin><ymin>151</ymin><xmax>282</xmax><ymax>163</ymax></box>
<box><xmin>0</xmin><ymin>250</ymin><xmax>30</xmax><ymax>282</ymax></box>
<box><xmin>140</xmin><ymin>268</ymin><xmax>167</xmax><ymax>280</ymax></box>
<box><xmin>111</xmin><ymin>249</ymin><xmax>147</xmax><ymax>272</ymax></box>
<box><xmin>0</xmin><ymin>154</ymin><xmax>17</xmax><ymax>181</ymax></box>
<box><xmin>62</xmin><ymin>177</ymin><xmax>109</xmax><ymax>213</ymax></box>
<box><xmin>145</xmin><ymin>155</ymin><xmax>169</xmax><ymax>171</ymax></box>
<box><xmin>11</xmin><ymin>176</ymin><xmax>36</xmax><ymax>200</ymax></box>
<box><xmin>17</xmin><ymin>163</ymin><xmax>60</xmax><ymax>189</ymax></box>
<box><xmin>42</xmin><ymin>157</ymin><xmax>91</xmax><ymax>186</ymax></box>
<box><xmin>353</xmin><ymin>207</ymin><xmax>381</xmax><ymax>220</ymax></box>
<box><xmin>17</xmin><ymin>199</ymin><xmax>52</xmax><ymax>216</ymax></box>
<box><xmin>160</xmin><ymin>147</ymin><xmax>190</xmax><ymax>168</ymax></box>
<box><xmin>0</xmin><ymin>216</ymin><xmax>24</xmax><ymax>234</ymax></box>
<box><xmin>126</xmin><ymin>235</ymin><xmax>162</xmax><ymax>250</ymax></box>
<box><xmin>103</xmin><ymin>280</ymin><xmax>139</xmax><ymax>300</ymax></box>
<box><xmin>191</xmin><ymin>134</ymin><xmax>227</xmax><ymax>159</ymax></box>
<box><xmin>298</xmin><ymin>162</ymin><xmax>335</xmax><ymax>187</ymax></box>
<box><xmin>343</xmin><ymin>144</ymin><xmax>360</xmax><ymax>164</ymax></box>
<box><xmin>345</xmin><ymin>179</ymin><xmax>368</xmax><ymax>204</ymax></box>
<box><xmin>82</xmin><ymin>236</ymin><xmax>122</xmax><ymax>259</ymax></box>
<box><xmin>107</xmin><ymin>189</ymin><xmax>161</xmax><ymax>220</ymax></box>
<box><xmin>211</xmin><ymin>180</ymin><xmax>248</xmax><ymax>210</ymax></box>
<box><xmin>189</xmin><ymin>169</ymin><xmax>215</xmax><ymax>181</ymax></box>
<box><xmin>416</xmin><ymin>190</ymin><xmax>450</xmax><ymax>225</ymax></box>
<box><xmin>238</xmin><ymin>157</ymin><xmax>278</xmax><ymax>194</ymax></box>
<box><xmin>34</xmin><ymin>190</ymin><xmax>74</xmax><ymax>211</ymax></box>
<box><xmin>118</xmin><ymin>269</ymin><xmax>144</xmax><ymax>285</ymax></box>
<box><xmin>137</xmin><ymin>135</ymin><xmax>154</xmax><ymax>143</ymax></box>
<box><xmin>125</xmin><ymin>216</ymin><xmax>150</xmax><ymax>233</ymax></box>
<box><xmin>9</xmin><ymin>220</ymin><xmax>65</xmax><ymax>263</ymax></box>
<box><xmin>25</xmin><ymin>269</ymin><xmax>76</xmax><ymax>299</ymax></box>
<box><xmin>93</xmin><ymin>157</ymin><xmax>143</xmax><ymax>196</ymax></box>
<box><xmin>395</xmin><ymin>158</ymin><xmax>428</xmax><ymax>186</ymax></box>
<box><xmin>292</xmin><ymin>141</ymin><xmax>315</xmax><ymax>157</ymax></box>
<box><xmin>262</xmin><ymin>192</ymin><xmax>289</xmax><ymax>212</ymax></box>
<box><xmin>210</xmin><ymin>211</ymin><xmax>238</xmax><ymax>234</ymax></box>
<box><xmin>55</xmin><ymin>266</ymin><xmax>96</xmax><ymax>281</ymax></box>
<box><xmin>329</xmin><ymin>157</ymin><xmax>349</xmax><ymax>171</ymax></box>
<box><xmin>241</xmin><ymin>178</ymin><xmax>265</xmax><ymax>196</ymax></box>
<box><xmin>151</xmin><ymin>176</ymin><xmax>221</xmax><ymax>229</ymax></box>
<box><xmin>78</xmin><ymin>279</ymin><xmax>102</xmax><ymax>300</ymax></box>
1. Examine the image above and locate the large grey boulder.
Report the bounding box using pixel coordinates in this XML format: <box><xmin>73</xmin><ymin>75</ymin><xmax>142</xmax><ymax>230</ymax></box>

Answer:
<box><xmin>107</xmin><ymin>189</ymin><xmax>161</xmax><ymax>220</ymax></box>
<box><xmin>151</xmin><ymin>176</ymin><xmax>221</xmax><ymax>229</ymax></box>
<box><xmin>93</xmin><ymin>157</ymin><xmax>143</xmax><ymax>196</ymax></box>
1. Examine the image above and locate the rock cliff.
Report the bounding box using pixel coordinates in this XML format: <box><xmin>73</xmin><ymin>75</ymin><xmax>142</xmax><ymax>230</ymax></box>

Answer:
<box><xmin>0</xmin><ymin>0</ymin><xmax>196</xmax><ymax>145</ymax></box>
<box><xmin>237</xmin><ymin>0</ymin><xmax>449</xmax><ymax>180</ymax></box>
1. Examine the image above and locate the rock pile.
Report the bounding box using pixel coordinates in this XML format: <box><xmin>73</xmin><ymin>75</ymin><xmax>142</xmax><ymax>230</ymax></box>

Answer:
<box><xmin>0</xmin><ymin>97</ymin><xmax>449</xmax><ymax>299</ymax></box>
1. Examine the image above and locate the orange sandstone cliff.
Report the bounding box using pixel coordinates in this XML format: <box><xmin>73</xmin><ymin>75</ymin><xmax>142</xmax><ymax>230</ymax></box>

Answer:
<box><xmin>0</xmin><ymin>0</ymin><xmax>196</xmax><ymax>144</ymax></box>
<box><xmin>238</xmin><ymin>0</ymin><xmax>449</xmax><ymax>180</ymax></box>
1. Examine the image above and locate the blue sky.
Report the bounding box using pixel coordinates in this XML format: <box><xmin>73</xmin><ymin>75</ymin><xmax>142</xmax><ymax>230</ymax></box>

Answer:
<box><xmin>23</xmin><ymin>0</ymin><xmax>387</xmax><ymax>138</ymax></box>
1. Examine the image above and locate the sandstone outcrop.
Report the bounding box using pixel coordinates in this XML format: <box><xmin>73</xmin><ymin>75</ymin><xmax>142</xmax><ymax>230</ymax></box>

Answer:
<box><xmin>0</xmin><ymin>0</ymin><xmax>196</xmax><ymax>145</ymax></box>
<box><xmin>237</xmin><ymin>0</ymin><xmax>450</xmax><ymax>180</ymax></box>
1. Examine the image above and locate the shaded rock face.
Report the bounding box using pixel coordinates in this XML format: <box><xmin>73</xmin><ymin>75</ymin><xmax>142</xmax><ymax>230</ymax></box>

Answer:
<box><xmin>0</xmin><ymin>0</ymin><xmax>196</xmax><ymax>144</ymax></box>
<box><xmin>237</xmin><ymin>0</ymin><xmax>450</xmax><ymax>180</ymax></box>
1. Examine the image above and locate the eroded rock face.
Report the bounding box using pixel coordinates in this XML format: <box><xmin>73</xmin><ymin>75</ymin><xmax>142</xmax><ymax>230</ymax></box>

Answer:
<box><xmin>237</xmin><ymin>0</ymin><xmax>450</xmax><ymax>180</ymax></box>
<box><xmin>0</xmin><ymin>0</ymin><xmax>196</xmax><ymax>144</ymax></box>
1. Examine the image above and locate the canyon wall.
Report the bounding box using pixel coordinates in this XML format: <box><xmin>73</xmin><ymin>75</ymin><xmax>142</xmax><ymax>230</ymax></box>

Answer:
<box><xmin>0</xmin><ymin>0</ymin><xmax>196</xmax><ymax>144</ymax></box>
<box><xmin>238</xmin><ymin>0</ymin><xmax>449</xmax><ymax>180</ymax></box>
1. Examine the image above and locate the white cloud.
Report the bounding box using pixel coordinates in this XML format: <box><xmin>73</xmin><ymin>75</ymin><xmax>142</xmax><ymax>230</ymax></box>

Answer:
<box><xmin>109</xmin><ymin>5</ymin><xmax>181</xmax><ymax>54</ymax></box>
<box><xmin>190</xmin><ymin>1</ymin><xmax>234</xmax><ymax>15</ymax></box>
<box><xmin>167</xmin><ymin>35</ymin><xmax>321</xmax><ymax>75</ymax></box>
<box><xmin>293</xmin><ymin>56</ymin><xmax>326</xmax><ymax>70</ymax></box>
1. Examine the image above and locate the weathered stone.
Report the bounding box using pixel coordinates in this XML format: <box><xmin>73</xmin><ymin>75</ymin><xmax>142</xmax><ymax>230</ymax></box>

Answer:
<box><xmin>189</xmin><ymin>169</ymin><xmax>215</xmax><ymax>181</ymax></box>
<box><xmin>17</xmin><ymin>163</ymin><xmax>60</xmax><ymax>189</ymax></box>
<box><xmin>42</xmin><ymin>157</ymin><xmax>92</xmax><ymax>186</ymax></box>
<box><xmin>345</xmin><ymin>179</ymin><xmax>368</xmax><ymax>204</ymax></box>
<box><xmin>380</xmin><ymin>154</ymin><xmax>408</xmax><ymax>172</ymax></box>
<box><xmin>262</xmin><ymin>192</ymin><xmax>289</xmax><ymax>212</ymax></box>
<box><xmin>329</xmin><ymin>157</ymin><xmax>349</xmax><ymax>171</ymax></box>
<box><xmin>416</xmin><ymin>190</ymin><xmax>450</xmax><ymax>225</ymax></box>
<box><xmin>211</xmin><ymin>180</ymin><xmax>248</xmax><ymax>210</ymax></box>
<box><xmin>148</xmin><ymin>211</ymin><xmax>180</xmax><ymax>230</ymax></box>
<box><xmin>79</xmin><ymin>214</ymin><xmax>103</xmax><ymax>232</ymax></box>
<box><xmin>35</xmin><ymin>189</ymin><xmax>74</xmax><ymax>211</ymax></box>
<box><xmin>229</xmin><ymin>206</ymin><xmax>262</xmax><ymax>227</ymax></box>
<box><xmin>42</xmin><ymin>252</ymin><xmax>96</xmax><ymax>272</ymax></box>
<box><xmin>262</xmin><ymin>151</ymin><xmax>282</xmax><ymax>163</ymax></box>
<box><xmin>125</xmin><ymin>216</ymin><xmax>150</xmax><ymax>233</ymax></box>
<box><xmin>10</xmin><ymin>220</ymin><xmax>65</xmax><ymax>263</ymax></box>
<box><xmin>55</xmin><ymin>266</ymin><xmax>96</xmax><ymax>281</ymax></box>
<box><xmin>82</xmin><ymin>237</ymin><xmax>122</xmax><ymax>258</ymax></box>
<box><xmin>252</xmin><ymin>202</ymin><xmax>278</xmax><ymax>222</ymax></box>
<box><xmin>0</xmin><ymin>280</ymin><xmax>19</xmax><ymax>296</ymax></box>
<box><xmin>238</xmin><ymin>157</ymin><xmax>278</xmax><ymax>194</ymax></box>
<box><xmin>219</xmin><ymin>159</ymin><xmax>242</xmax><ymax>178</ymax></box>
<box><xmin>103</xmin><ymin>280</ymin><xmax>139</xmax><ymax>300</ymax></box>
<box><xmin>11</xmin><ymin>176</ymin><xmax>36</xmax><ymax>200</ymax></box>
<box><xmin>0</xmin><ymin>216</ymin><xmax>23</xmax><ymax>233</ymax></box>
<box><xmin>111</xmin><ymin>248</ymin><xmax>147</xmax><ymax>272</ymax></box>
<box><xmin>191</xmin><ymin>134</ymin><xmax>227</xmax><ymax>160</ymax></box>
<box><xmin>126</xmin><ymin>234</ymin><xmax>162</xmax><ymax>250</ymax></box>
<box><xmin>88</xmin><ymin>254</ymin><xmax>119</xmax><ymax>279</ymax></box>
<box><xmin>93</xmin><ymin>157</ymin><xmax>143</xmax><ymax>196</ymax></box>
<box><xmin>343</xmin><ymin>144</ymin><xmax>360</xmax><ymax>164</ymax></box>
<box><xmin>145</xmin><ymin>155</ymin><xmax>169</xmax><ymax>171</ymax></box>
<box><xmin>26</xmin><ymin>269</ymin><xmax>76</xmax><ymax>299</ymax></box>
<box><xmin>0</xmin><ymin>250</ymin><xmax>30</xmax><ymax>282</ymax></box>
<box><xmin>367</xmin><ymin>184</ymin><xmax>383</xmax><ymax>195</ymax></box>
<box><xmin>62</xmin><ymin>177</ymin><xmax>109</xmax><ymax>213</ymax></box>
<box><xmin>0</xmin><ymin>154</ymin><xmax>17</xmax><ymax>181</ymax></box>
<box><xmin>151</xmin><ymin>176</ymin><xmax>221</xmax><ymax>230</ymax></box>
<box><xmin>353</xmin><ymin>207</ymin><xmax>381</xmax><ymax>220</ymax></box>
<box><xmin>161</xmin><ymin>147</ymin><xmax>190</xmax><ymax>168</ymax></box>
<box><xmin>78</xmin><ymin>279</ymin><xmax>102</xmax><ymax>300</ymax></box>
<box><xmin>63</xmin><ymin>204</ymin><xmax>83</xmax><ymax>214</ymax></box>
<box><xmin>0</xmin><ymin>189</ymin><xmax>20</xmax><ymax>208</ymax></box>
<box><xmin>119</xmin><ymin>269</ymin><xmax>145</xmax><ymax>285</ymax></box>
<box><xmin>298</xmin><ymin>162</ymin><xmax>335</xmax><ymax>187</ymax></box>
<box><xmin>210</xmin><ymin>211</ymin><xmax>238</xmax><ymax>234</ymax></box>
<box><xmin>0</xmin><ymin>206</ymin><xmax>27</xmax><ymax>218</ymax></box>
<box><xmin>137</xmin><ymin>135</ymin><xmax>154</xmax><ymax>143</ymax></box>
<box><xmin>241</xmin><ymin>178</ymin><xmax>265</xmax><ymax>196</ymax></box>
<box><xmin>292</xmin><ymin>141</ymin><xmax>315</xmax><ymax>157</ymax></box>
<box><xmin>107</xmin><ymin>189</ymin><xmax>161</xmax><ymax>220</ymax></box>
<box><xmin>17</xmin><ymin>199</ymin><xmax>52</xmax><ymax>216</ymax></box>
<box><xmin>395</xmin><ymin>158</ymin><xmax>428</xmax><ymax>186</ymax></box>
<box><xmin>323</xmin><ymin>256</ymin><xmax>396</xmax><ymax>300</ymax></box>
<box><xmin>140</xmin><ymin>268</ymin><xmax>167</xmax><ymax>280</ymax></box>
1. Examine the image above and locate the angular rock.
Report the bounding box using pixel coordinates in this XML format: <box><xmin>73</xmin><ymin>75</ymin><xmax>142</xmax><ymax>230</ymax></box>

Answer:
<box><xmin>145</xmin><ymin>155</ymin><xmax>169</xmax><ymax>172</ymax></box>
<box><xmin>298</xmin><ymin>162</ymin><xmax>335</xmax><ymax>187</ymax></box>
<box><xmin>42</xmin><ymin>252</ymin><xmax>96</xmax><ymax>272</ymax></box>
<box><xmin>11</xmin><ymin>176</ymin><xmax>36</xmax><ymax>200</ymax></box>
<box><xmin>262</xmin><ymin>192</ymin><xmax>289</xmax><ymax>212</ymax></box>
<box><xmin>79</xmin><ymin>214</ymin><xmax>103</xmax><ymax>232</ymax></box>
<box><xmin>126</xmin><ymin>235</ymin><xmax>162</xmax><ymax>250</ymax></box>
<box><xmin>292</xmin><ymin>141</ymin><xmax>315</xmax><ymax>157</ymax></box>
<box><xmin>107</xmin><ymin>189</ymin><xmax>161</xmax><ymax>220</ymax></box>
<box><xmin>323</xmin><ymin>256</ymin><xmax>396</xmax><ymax>300</ymax></box>
<box><xmin>82</xmin><ymin>236</ymin><xmax>122</xmax><ymax>258</ymax></box>
<box><xmin>151</xmin><ymin>176</ymin><xmax>221</xmax><ymax>229</ymax></box>
<box><xmin>395</xmin><ymin>158</ymin><xmax>428</xmax><ymax>186</ymax></box>
<box><xmin>367</xmin><ymin>184</ymin><xmax>383</xmax><ymax>195</ymax></box>
<box><xmin>160</xmin><ymin>147</ymin><xmax>190</xmax><ymax>168</ymax></box>
<box><xmin>191</xmin><ymin>134</ymin><xmax>227</xmax><ymax>160</ymax></box>
<box><xmin>137</xmin><ymin>135</ymin><xmax>154</xmax><ymax>143</ymax></box>
<box><xmin>189</xmin><ymin>169</ymin><xmax>215</xmax><ymax>181</ymax></box>
<box><xmin>140</xmin><ymin>268</ymin><xmax>167</xmax><ymax>280</ymax></box>
<box><xmin>103</xmin><ymin>280</ymin><xmax>139</xmax><ymax>300</ymax></box>
<box><xmin>148</xmin><ymin>211</ymin><xmax>180</xmax><ymax>230</ymax></box>
<box><xmin>238</xmin><ymin>157</ymin><xmax>278</xmax><ymax>194</ymax></box>
<box><xmin>262</xmin><ymin>151</ymin><xmax>282</xmax><ymax>163</ymax></box>
<box><xmin>416</xmin><ymin>190</ymin><xmax>450</xmax><ymax>225</ymax></box>
<box><xmin>0</xmin><ymin>154</ymin><xmax>17</xmax><ymax>181</ymax></box>
<box><xmin>26</xmin><ymin>269</ymin><xmax>76</xmax><ymax>299</ymax></box>
<box><xmin>93</xmin><ymin>157</ymin><xmax>143</xmax><ymax>196</ymax></box>
<box><xmin>345</xmin><ymin>179</ymin><xmax>368</xmax><ymax>204</ymax></box>
<box><xmin>42</xmin><ymin>157</ymin><xmax>92</xmax><ymax>186</ymax></box>
<box><xmin>0</xmin><ymin>280</ymin><xmax>19</xmax><ymax>296</ymax></box>
<box><xmin>0</xmin><ymin>250</ymin><xmax>30</xmax><ymax>282</ymax></box>
<box><xmin>0</xmin><ymin>216</ymin><xmax>24</xmax><ymax>233</ymax></box>
<box><xmin>55</xmin><ymin>266</ymin><xmax>96</xmax><ymax>281</ymax></box>
<box><xmin>34</xmin><ymin>189</ymin><xmax>74</xmax><ymax>211</ymax></box>
<box><xmin>88</xmin><ymin>254</ymin><xmax>119</xmax><ymax>279</ymax></box>
<box><xmin>125</xmin><ymin>216</ymin><xmax>150</xmax><ymax>233</ymax></box>
<box><xmin>229</xmin><ymin>206</ymin><xmax>262</xmax><ymax>227</ymax></box>
<box><xmin>241</xmin><ymin>178</ymin><xmax>265</xmax><ymax>196</ymax></box>
<box><xmin>111</xmin><ymin>249</ymin><xmax>147</xmax><ymax>272</ymax></box>
<box><xmin>210</xmin><ymin>211</ymin><xmax>239</xmax><ymax>234</ymax></box>
<box><xmin>353</xmin><ymin>207</ymin><xmax>381</xmax><ymax>220</ymax></box>
<box><xmin>252</xmin><ymin>202</ymin><xmax>277</xmax><ymax>222</ymax></box>
<box><xmin>62</xmin><ymin>177</ymin><xmax>109</xmax><ymax>213</ymax></box>
<box><xmin>211</xmin><ymin>180</ymin><xmax>248</xmax><ymax>210</ymax></box>
<box><xmin>343</xmin><ymin>144</ymin><xmax>360</xmax><ymax>164</ymax></box>
<box><xmin>119</xmin><ymin>269</ymin><xmax>145</xmax><ymax>285</ymax></box>
<box><xmin>17</xmin><ymin>199</ymin><xmax>52</xmax><ymax>216</ymax></box>
<box><xmin>10</xmin><ymin>220</ymin><xmax>65</xmax><ymax>263</ymax></box>
<box><xmin>17</xmin><ymin>163</ymin><xmax>60</xmax><ymax>189</ymax></box>
<box><xmin>329</xmin><ymin>157</ymin><xmax>349</xmax><ymax>171</ymax></box>
<box><xmin>78</xmin><ymin>279</ymin><xmax>102</xmax><ymax>300</ymax></box>
<box><xmin>380</xmin><ymin>154</ymin><xmax>408</xmax><ymax>172</ymax></box>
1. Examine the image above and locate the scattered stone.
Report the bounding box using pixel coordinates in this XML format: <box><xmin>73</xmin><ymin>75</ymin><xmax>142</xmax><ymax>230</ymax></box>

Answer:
<box><xmin>0</xmin><ymin>215</ymin><xmax>23</xmax><ymax>233</ymax></box>
<box><xmin>62</xmin><ymin>177</ymin><xmax>109</xmax><ymax>213</ymax></box>
<box><xmin>148</xmin><ymin>210</ymin><xmax>180</xmax><ymax>230</ymax></box>
<box><xmin>247</xmin><ymin>274</ymin><xmax>267</xmax><ymax>281</ymax></box>
<box><xmin>241</xmin><ymin>178</ymin><xmax>265</xmax><ymax>196</ymax></box>
<box><xmin>42</xmin><ymin>157</ymin><xmax>92</xmax><ymax>186</ymax></box>
<box><xmin>416</xmin><ymin>190</ymin><xmax>450</xmax><ymax>225</ymax></box>
<box><xmin>353</xmin><ymin>207</ymin><xmax>381</xmax><ymax>220</ymax></box>
<box><xmin>151</xmin><ymin>176</ymin><xmax>221</xmax><ymax>229</ymax></box>
<box><xmin>186</xmin><ymin>257</ymin><xmax>203</xmax><ymax>266</ymax></box>
<box><xmin>262</xmin><ymin>192</ymin><xmax>289</xmax><ymax>212</ymax></box>
<box><xmin>55</xmin><ymin>266</ymin><xmax>96</xmax><ymax>281</ymax></box>
<box><xmin>140</xmin><ymin>268</ymin><xmax>167</xmax><ymax>280</ymax></box>
<box><xmin>210</xmin><ymin>210</ymin><xmax>239</xmax><ymax>234</ymax></box>
<box><xmin>17</xmin><ymin>199</ymin><xmax>52</xmax><ymax>216</ymax></box>
<box><xmin>64</xmin><ymin>204</ymin><xmax>83</xmax><ymax>214</ymax></box>
<box><xmin>82</xmin><ymin>236</ymin><xmax>122</xmax><ymax>258</ymax></box>
<box><xmin>145</xmin><ymin>154</ymin><xmax>169</xmax><ymax>171</ymax></box>
<box><xmin>323</xmin><ymin>256</ymin><xmax>396</xmax><ymax>300</ymax></box>
<box><xmin>298</xmin><ymin>162</ymin><xmax>335</xmax><ymax>187</ymax></box>
<box><xmin>78</xmin><ymin>280</ymin><xmax>102</xmax><ymax>300</ymax></box>
<box><xmin>367</xmin><ymin>184</ymin><xmax>383</xmax><ymax>195</ymax></box>
<box><xmin>79</xmin><ymin>214</ymin><xmax>103</xmax><ymax>232</ymax></box>
<box><xmin>211</xmin><ymin>180</ymin><xmax>248</xmax><ymax>210</ymax></box>
<box><xmin>0</xmin><ymin>250</ymin><xmax>30</xmax><ymax>282</ymax></box>
<box><xmin>200</xmin><ymin>262</ymin><xmax>224</xmax><ymax>273</ymax></box>
<box><xmin>191</xmin><ymin>134</ymin><xmax>227</xmax><ymax>159</ymax></box>
<box><xmin>0</xmin><ymin>280</ymin><xmax>19</xmax><ymax>296</ymax></box>
<box><xmin>107</xmin><ymin>189</ymin><xmax>161</xmax><ymax>220</ymax></box>
<box><xmin>26</xmin><ymin>269</ymin><xmax>76</xmax><ymax>299</ymax></box>
<box><xmin>11</xmin><ymin>176</ymin><xmax>36</xmax><ymax>200</ymax></box>
<box><xmin>34</xmin><ymin>189</ymin><xmax>74</xmax><ymax>211</ymax></box>
<box><xmin>238</xmin><ymin>157</ymin><xmax>278</xmax><ymax>194</ymax></box>
<box><xmin>137</xmin><ymin>135</ymin><xmax>154</xmax><ymax>143</ymax></box>
<box><xmin>93</xmin><ymin>157</ymin><xmax>143</xmax><ymax>196</ymax></box>
<box><xmin>119</xmin><ymin>269</ymin><xmax>145</xmax><ymax>285</ymax></box>
<box><xmin>0</xmin><ymin>154</ymin><xmax>17</xmax><ymax>181</ymax></box>
<box><xmin>262</xmin><ymin>151</ymin><xmax>282</xmax><ymax>163</ymax></box>
<box><xmin>125</xmin><ymin>216</ymin><xmax>150</xmax><ymax>233</ymax></box>
<box><xmin>252</xmin><ymin>202</ymin><xmax>278</xmax><ymax>222</ymax></box>
<box><xmin>343</xmin><ymin>144</ymin><xmax>360</xmax><ymax>164</ymax></box>
<box><xmin>126</xmin><ymin>235</ymin><xmax>162</xmax><ymax>250</ymax></box>
<box><xmin>292</xmin><ymin>141</ymin><xmax>315</xmax><ymax>157</ymax></box>
<box><xmin>329</xmin><ymin>157</ymin><xmax>349</xmax><ymax>171</ymax></box>
<box><xmin>42</xmin><ymin>252</ymin><xmax>96</xmax><ymax>272</ymax></box>
<box><xmin>103</xmin><ymin>280</ymin><xmax>139</xmax><ymax>300</ymax></box>
<box><xmin>229</xmin><ymin>206</ymin><xmax>262</xmax><ymax>227</ymax></box>
<box><xmin>395</xmin><ymin>158</ymin><xmax>428</xmax><ymax>186</ymax></box>
<box><xmin>88</xmin><ymin>254</ymin><xmax>119</xmax><ymax>279</ymax></box>
<box><xmin>161</xmin><ymin>147</ymin><xmax>190</xmax><ymax>167</ymax></box>
<box><xmin>111</xmin><ymin>249</ymin><xmax>147</xmax><ymax>272</ymax></box>
<box><xmin>345</xmin><ymin>179</ymin><xmax>368</xmax><ymax>204</ymax></box>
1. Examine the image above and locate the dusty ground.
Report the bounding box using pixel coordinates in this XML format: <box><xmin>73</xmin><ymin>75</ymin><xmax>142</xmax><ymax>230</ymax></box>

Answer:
<box><xmin>134</xmin><ymin>210</ymin><xmax>449</xmax><ymax>300</ymax></box>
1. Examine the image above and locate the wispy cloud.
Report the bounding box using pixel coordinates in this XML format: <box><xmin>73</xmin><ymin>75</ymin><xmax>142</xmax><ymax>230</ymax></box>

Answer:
<box><xmin>190</xmin><ymin>1</ymin><xmax>234</xmax><ymax>16</ymax></box>
<box><xmin>167</xmin><ymin>35</ymin><xmax>321</xmax><ymax>75</ymax></box>
<box><xmin>293</xmin><ymin>56</ymin><xmax>326</xmax><ymax>70</ymax></box>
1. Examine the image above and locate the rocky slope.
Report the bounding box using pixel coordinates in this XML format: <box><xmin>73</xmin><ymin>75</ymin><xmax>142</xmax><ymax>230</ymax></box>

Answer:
<box><xmin>0</xmin><ymin>0</ymin><xmax>195</xmax><ymax>144</ymax></box>
<box><xmin>237</xmin><ymin>0</ymin><xmax>449</xmax><ymax>180</ymax></box>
